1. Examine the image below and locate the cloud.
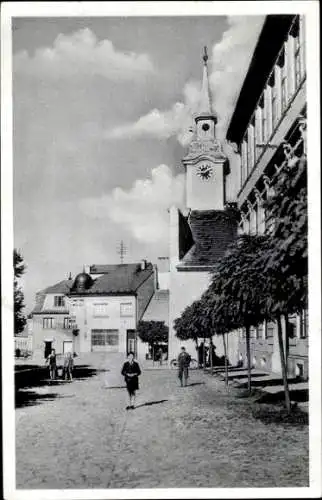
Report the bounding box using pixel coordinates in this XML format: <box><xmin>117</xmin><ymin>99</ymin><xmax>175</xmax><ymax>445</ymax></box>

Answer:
<box><xmin>80</xmin><ymin>164</ymin><xmax>184</xmax><ymax>244</ymax></box>
<box><xmin>106</xmin><ymin>80</ymin><xmax>200</xmax><ymax>145</ymax></box>
<box><xmin>14</xmin><ymin>27</ymin><xmax>154</xmax><ymax>80</ymax></box>
<box><xmin>210</xmin><ymin>15</ymin><xmax>265</xmax><ymax>138</ymax></box>
<box><xmin>106</xmin><ymin>16</ymin><xmax>264</xmax><ymax>143</ymax></box>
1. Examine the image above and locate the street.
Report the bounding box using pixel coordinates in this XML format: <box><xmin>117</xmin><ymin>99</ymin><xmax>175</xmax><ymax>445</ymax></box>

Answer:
<box><xmin>16</xmin><ymin>355</ymin><xmax>308</xmax><ymax>489</ymax></box>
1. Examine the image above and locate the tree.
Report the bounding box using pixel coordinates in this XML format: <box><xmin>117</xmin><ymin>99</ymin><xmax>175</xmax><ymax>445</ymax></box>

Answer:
<box><xmin>14</xmin><ymin>249</ymin><xmax>27</xmax><ymax>334</ymax></box>
<box><xmin>258</xmin><ymin>155</ymin><xmax>308</xmax><ymax>412</ymax></box>
<box><xmin>208</xmin><ymin>235</ymin><xmax>269</xmax><ymax>394</ymax></box>
<box><xmin>137</xmin><ymin>320</ymin><xmax>168</xmax><ymax>355</ymax></box>
<box><xmin>174</xmin><ymin>299</ymin><xmax>212</xmax><ymax>349</ymax></box>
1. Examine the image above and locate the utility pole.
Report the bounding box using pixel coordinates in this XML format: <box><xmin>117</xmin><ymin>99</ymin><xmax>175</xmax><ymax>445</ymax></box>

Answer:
<box><xmin>117</xmin><ymin>240</ymin><xmax>127</xmax><ymax>264</ymax></box>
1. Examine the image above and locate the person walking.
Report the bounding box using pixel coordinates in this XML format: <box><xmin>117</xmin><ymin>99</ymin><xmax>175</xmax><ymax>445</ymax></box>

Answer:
<box><xmin>157</xmin><ymin>346</ymin><xmax>163</xmax><ymax>366</ymax></box>
<box><xmin>121</xmin><ymin>351</ymin><xmax>142</xmax><ymax>410</ymax></box>
<box><xmin>46</xmin><ymin>349</ymin><xmax>57</xmax><ymax>380</ymax></box>
<box><xmin>63</xmin><ymin>352</ymin><xmax>74</xmax><ymax>381</ymax></box>
<box><xmin>177</xmin><ymin>346</ymin><xmax>191</xmax><ymax>387</ymax></box>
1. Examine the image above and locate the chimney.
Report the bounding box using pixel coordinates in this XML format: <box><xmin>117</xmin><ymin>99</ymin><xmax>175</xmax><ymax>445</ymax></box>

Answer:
<box><xmin>140</xmin><ymin>259</ymin><xmax>147</xmax><ymax>270</ymax></box>
<box><xmin>153</xmin><ymin>264</ymin><xmax>159</xmax><ymax>290</ymax></box>
<box><xmin>157</xmin><ymin>257</ymin><xmax>169</xmax><ymax>290</ymax></box>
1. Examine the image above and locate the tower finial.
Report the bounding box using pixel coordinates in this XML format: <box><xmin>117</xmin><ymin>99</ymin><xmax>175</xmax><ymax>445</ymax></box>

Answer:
<box><xmin>203</xmin><ymin>45</ymin><xmax>208</xmax><ymax>65</ymax></box>
<box><xmin>198</xmin><ymin>45</ymin><xmax>213</xmax><ymax>116</ymax></box>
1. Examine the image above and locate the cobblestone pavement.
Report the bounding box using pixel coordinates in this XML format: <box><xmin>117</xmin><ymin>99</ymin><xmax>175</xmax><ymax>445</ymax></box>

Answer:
<box><xmin>16</xmin><ymin>357</ymin><xmax>308</xmax><ymax>489</ymax></box>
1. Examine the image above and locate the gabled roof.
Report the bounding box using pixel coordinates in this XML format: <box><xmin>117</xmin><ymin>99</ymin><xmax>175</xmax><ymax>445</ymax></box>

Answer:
<box><xmin>177</xmin><ymin>209</ymin><xmax>238</xmax><ymax>271</ymax></box>
<box><xmin>38</xmin><ymin>279</ymin><xmax>73</xmax><ymax>295</ymax></box>
<box><xmin>70</xmin><ymin>263</ymin><xmax>154</xmax><ymax>295</ymax></box>
<box><xmin>32</xmin><ymin>279</ymin><xmax>73</xmax><ymax>314</ymax></box>
<box><xmin>141</xmin><ymin>290</ymin><xmax>169</xmax><ymax>325</ymax></box>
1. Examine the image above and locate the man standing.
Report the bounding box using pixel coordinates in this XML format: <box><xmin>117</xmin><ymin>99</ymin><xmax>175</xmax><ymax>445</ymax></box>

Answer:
<box><xmin>46</xmin><ymin>348</ymin><xmax>57</xmax><ymax>380</ymax></box>
<box><xmin>177</xmin><ymin>346</ymin><xmax>191</xmax><ymax>387</ymax></box>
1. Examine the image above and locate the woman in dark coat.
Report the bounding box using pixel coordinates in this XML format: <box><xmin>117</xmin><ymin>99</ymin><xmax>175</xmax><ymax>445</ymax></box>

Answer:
<box><xmin>121</xmin><ymin>351</ymin><xmax>141</xmax><ymax>410</ymax></box>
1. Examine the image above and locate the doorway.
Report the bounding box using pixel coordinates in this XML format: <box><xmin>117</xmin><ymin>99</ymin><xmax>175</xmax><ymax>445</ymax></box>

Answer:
<box><xmin>63</xmin><ymin>341</ymin><xmax>73</xmax><ymax>354</ymax></box>
<box><xmin>44</xmin><ymin>341</ymin><xmax>52</xmax><ymax>359</ymax></box>
<box><xmin>126</xmin><ymin>330</ymin><xmax>136</xmax><ymax>357</ymax></box>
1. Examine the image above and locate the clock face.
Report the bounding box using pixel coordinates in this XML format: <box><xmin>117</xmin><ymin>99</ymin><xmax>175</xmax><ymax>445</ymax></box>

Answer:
<box><xmin>197</xmin><ymin>163</ymin><xmax>213</xmax><ymax>181</ymax></box>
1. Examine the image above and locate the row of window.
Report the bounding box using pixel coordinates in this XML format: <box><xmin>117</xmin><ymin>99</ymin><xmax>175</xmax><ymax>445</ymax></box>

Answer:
<box><xmin>240</xmin><ymin>16</ymin><xmax>306</xmax><ymax>189</ymax></box>
<box><xmin>42</xmin><ymin>302</ymin><xmax>134</xmax><ymax>329</ymax></box>
<box><xmin>241</xmin><ymin>311</ymin><xmax>308</xmax><ymax>340</ymax></box>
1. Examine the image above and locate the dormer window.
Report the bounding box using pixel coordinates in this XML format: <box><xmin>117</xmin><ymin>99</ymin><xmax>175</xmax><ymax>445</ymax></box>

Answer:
<box><xmin>54</xmin><ymin>296</ymin><xmax>65</xmax><ymax>307</ymax></box>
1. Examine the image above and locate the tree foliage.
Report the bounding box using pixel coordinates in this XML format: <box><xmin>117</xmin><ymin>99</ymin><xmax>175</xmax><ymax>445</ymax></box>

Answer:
<box><xmin>14</xmin><ymin>249</ymin><xmax>27</xmax><ymax>334</ymax></box>
<box><xmin>137</xmin><ymin>320</ymin><xmax>168</xmax><ymax>346</ymax></box>
<box><xmin>173</xmin><ymin>299</ymin><xmax>213</xmax><ymax>346</ymax></box>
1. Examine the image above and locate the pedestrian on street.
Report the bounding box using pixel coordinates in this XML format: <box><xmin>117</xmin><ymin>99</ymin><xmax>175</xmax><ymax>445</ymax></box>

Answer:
<box><xmin>177</xmin><ymin>346</ymin><xmax>191</xmax><ymax>387</ymax></box>
<box><xmin>157</xmin><ymin>346</ymin><xmax>163</xmax><ymax>366</ymax></box>
<box><xmin>63</xmin><ymin>352</ymin><xmax>74</xmax><ymax>381</ymax></box>
<box><xmin>121</xmin><ymin>351</ymin><xmax>142</xmax><ymax>410</ymax></box>
<box><xmin>46</xmin><ymin>349</ymin><xmax>57</xmax><ymax>380</ymax></box>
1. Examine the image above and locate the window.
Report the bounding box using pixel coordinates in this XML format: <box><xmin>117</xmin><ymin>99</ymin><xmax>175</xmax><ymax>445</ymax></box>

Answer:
<box><xmin>260</xmin><ymin>95</ymin><xmax>266</xmax><ymax>142</ymax></box>
<box><xmin>54</xmin><ymin>296</ymin><xmax>65</xmax><ymax>307</ymax></box>
<box><xmin>250</xmin><ymin>326</ymin><xmax>257</xmax><ymax>339</ymax></box>
<box><xmin>91</xmin><ymin>329</ymin><xmax>119</xmax><ymax>346</ymax></box>
<box><xmin>287</xmin><ymin>314</ymin><xmax>297</xmax><ymax>338</ymax></box>
<box><xmin>292</xmin><ymin>16</ymin><xmax>305</xmax><ymax>89</ymax></box>
<box><xmin>264</xmin><ymin>85</ymin><xmax>273</xmax><ymax>139</ymax></box>
<box><xmin>43</xmin><ymin>317</ymin><xmax>55</xmax><ymax>329</ymax></box>
<box><xmin>241</xmin><ymin>139</ymin><xmax>248</xmax><ymax>186</ymax></box>
<box><xmin>257</xmin><ymin>323</ymin><xmax>264</xmax><ymax>339</ymax></box>
<box><xmin>247</xmin><ymin>124</ymin><xmax>255</xmax><ymax>173</ymax></box>
<box><xmin>93</xmin><ymin>302</ymin><xmax>109</xmax><ymax>317</ymax></box>
<box><xmin>270</xmin><ymin>74</ymin><xmax>279</xmax><ymax>129</ymax></box>
<box><xmin>120</xmin><ymin>302</ymin><xmax>134</xmax><ymax>317</ymax></box>
<box><xmin>300</xmin><ymin>310</ymin><xmax>308</xmax><ymax>338</ymax></box>
<box><xmin>63</xmin><ymin>317</ymin><xmax>70</xmax><ymax>329</ymax></box>
<box><xmin>279</xmin><ymin>48</ymin><xmax>288</xmax><ymax>111</ymax></box>
<box><xmin>266</xmin><ymin>322</ymin><xmax>275</xmax><ymax>339</ymax></box>
<box><xmin>257</xmin><ymin>205</ymin><xmax>266</xmax><ymax>234</ymax></box>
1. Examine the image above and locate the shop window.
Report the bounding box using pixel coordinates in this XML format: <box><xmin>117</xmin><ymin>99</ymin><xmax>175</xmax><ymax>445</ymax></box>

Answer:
<box><xmin>91</xmin><ymin>329</ymin><xmax>119</xmax><ymax>346</ymax></box>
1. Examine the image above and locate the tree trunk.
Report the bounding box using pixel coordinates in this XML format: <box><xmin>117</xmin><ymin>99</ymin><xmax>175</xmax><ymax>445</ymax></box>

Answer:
<box><xmin>277</xmin><ymin>315</ymin><xmax>291</xmax><ymax>413</ymax></box>
<box><xmin>210</xmin><ymin>336</ymin><xmax>214</xmax><ymax>375</ymax></box>
<box><xmin>222</xmin><ymin>333</ymin><xmax>229</xmax><ymax>388</ymax></box>
<box><xmin>245</xmin><ymin>325</ymin><xmax>252</xmax><ymax>395</ymax></box>
<box><xmin>203</xmin><ymin>337</ymin><xmax>206</xmax><ymax>372</ymax></box>
<box><xmin>284</xmin><ymin>313</ymin><xmax>289</xmax><ymax>376</ymax></box>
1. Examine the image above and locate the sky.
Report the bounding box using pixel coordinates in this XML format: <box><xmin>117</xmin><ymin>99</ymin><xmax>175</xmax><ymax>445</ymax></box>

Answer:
<box><xmin>12</xmin><ymin>15</ymin><xmax>265</xmax><ymax>312</ymax></box>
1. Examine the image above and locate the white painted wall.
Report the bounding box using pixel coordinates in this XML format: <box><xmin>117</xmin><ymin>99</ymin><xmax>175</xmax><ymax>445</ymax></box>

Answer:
<box><xmin>186</xmin><ymin>159</ymin><xmax>225</xmax><ymax>211</ymax></box>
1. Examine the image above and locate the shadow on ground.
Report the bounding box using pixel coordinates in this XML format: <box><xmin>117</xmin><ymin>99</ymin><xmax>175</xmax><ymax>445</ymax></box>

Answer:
<box><xmin>251</xmin><ymin>403</ymin><xmax>308</xmax><ymax>426</ymax></box>
<box><xmin>187</xmin><ymin>382</ymin><xmax>205</xmax><ymax>387</ymax></box>
<box><xmin>15</xmin><ymin>391</ymin><xmax>75</xmax><ymax>409</ymax></box>
<box><xmin>135</xmin><ymin>399</ymin><xmax>168</xmax><ymax>409</ymax></box>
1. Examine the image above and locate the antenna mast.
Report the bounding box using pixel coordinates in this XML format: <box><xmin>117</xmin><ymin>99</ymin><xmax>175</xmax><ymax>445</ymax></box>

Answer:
<box><xmin>117</xmin><ymin>240</ymin><xmax>127</xmax><ymax>264</ymax></box>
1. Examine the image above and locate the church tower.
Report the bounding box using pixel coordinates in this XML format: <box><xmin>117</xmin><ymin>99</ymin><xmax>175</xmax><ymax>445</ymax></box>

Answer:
<box><xmin>183</xmin><ymin>47</ymin><xmax>228</xmax><ymax>211</ymax></box>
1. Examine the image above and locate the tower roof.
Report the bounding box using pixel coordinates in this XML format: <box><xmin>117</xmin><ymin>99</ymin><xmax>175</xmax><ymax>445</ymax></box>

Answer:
<box><xmin>196</xmin><ymin>46</ymin><xmax>216</xmax><ymax>120</ymax></box>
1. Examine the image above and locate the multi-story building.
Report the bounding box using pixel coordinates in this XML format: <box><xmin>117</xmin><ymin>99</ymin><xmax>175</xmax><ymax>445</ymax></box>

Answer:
<box><xmin>226</xmin><ymin>14</ymin><xmax>308</xmax><ymax>378</ymax></box>
<box><xmin>31</xmin><ymin>261</ymin><xmax>155</xmax><ymax>361</ymax></box>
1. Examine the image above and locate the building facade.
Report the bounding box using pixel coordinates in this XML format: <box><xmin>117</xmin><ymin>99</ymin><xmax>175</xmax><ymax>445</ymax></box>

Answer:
<box><xmin>31</xmin><ymin>262</ymin><xmax>155</xmax><ymax>361</ymax></box>
<box><xmin>226</xmin><ymin>15</ymin><xmax>308</xmax><ymax>378</ymax></box>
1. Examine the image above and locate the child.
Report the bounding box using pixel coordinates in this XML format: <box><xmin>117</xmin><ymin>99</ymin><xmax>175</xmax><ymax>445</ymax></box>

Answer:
<box><xmin>121</xmin><ymin>352</ymin><xmax>141</xmax><ymax>410</ymax></box>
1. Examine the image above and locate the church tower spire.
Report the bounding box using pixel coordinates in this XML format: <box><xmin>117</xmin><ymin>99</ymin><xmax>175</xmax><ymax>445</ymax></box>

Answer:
<box><xmin>198</xmin><ymin>46</ymin><xmax>213</xmax><ymax>117</ymax></box>
<box><xmin>181</xmin><ymin>46</ymin><xmax>227</xmax><ymax>212</ymax></box>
